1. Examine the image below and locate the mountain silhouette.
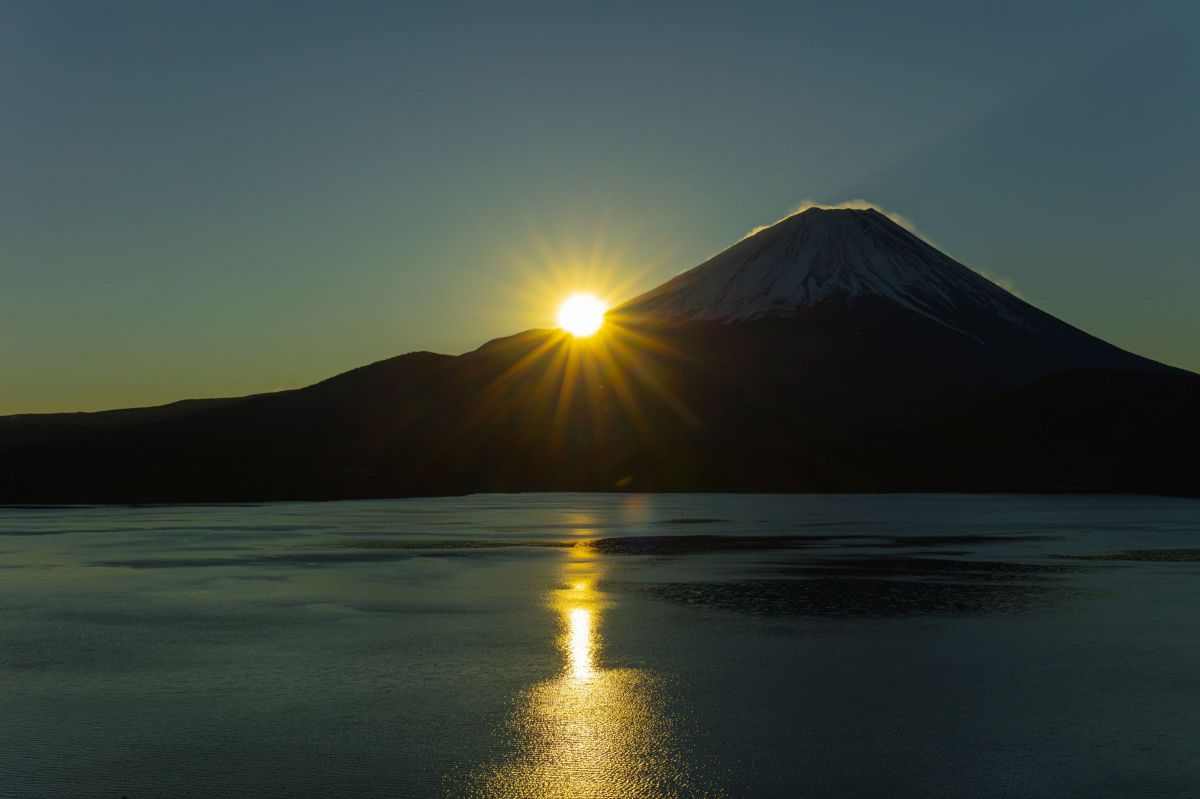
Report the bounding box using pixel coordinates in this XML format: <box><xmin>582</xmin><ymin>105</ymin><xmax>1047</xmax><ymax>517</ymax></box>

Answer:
<box><xmin>2</xmin><ymin>208</ymin><xmax>1197</xmax><ymax>503</ymax></box>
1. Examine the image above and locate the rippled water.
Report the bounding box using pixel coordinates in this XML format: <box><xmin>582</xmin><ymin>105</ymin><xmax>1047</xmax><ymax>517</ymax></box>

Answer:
<box><xmin>2</xmin><ymin>494</ymin><xmax>1200</xmax><ymax>797</ymax></box>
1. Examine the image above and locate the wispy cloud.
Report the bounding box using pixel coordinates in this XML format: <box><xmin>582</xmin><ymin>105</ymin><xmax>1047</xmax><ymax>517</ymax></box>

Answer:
<box><xmin>972</xmin><ymin>269</ymin><xmax>1024</xmax><ymax>298</ymax></box>
<box><xmin>740</xmin><ymin>199</ymin><xmax>923</xmax><ymax>240</ymax></box>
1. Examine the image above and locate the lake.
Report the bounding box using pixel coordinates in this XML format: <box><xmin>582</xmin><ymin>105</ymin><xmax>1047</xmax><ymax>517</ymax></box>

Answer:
<box><xmin>2</xmin><ymin>493</ymin><xmax>1199</xmax><ymax>798</ymax></box>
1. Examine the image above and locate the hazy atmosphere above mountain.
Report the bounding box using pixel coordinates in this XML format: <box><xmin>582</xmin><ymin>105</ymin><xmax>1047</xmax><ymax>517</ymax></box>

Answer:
<box><xmin>2</xmin><ymin>0</ymin><xmax>1198</xmax><ymax>413</ymax></box>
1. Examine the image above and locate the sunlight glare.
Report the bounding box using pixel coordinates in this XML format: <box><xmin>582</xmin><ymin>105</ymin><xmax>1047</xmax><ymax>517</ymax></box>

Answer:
<box><xmin>558</xmin><ymin>294</ymin><xmax>606</xmax><ymax>337</ymax></box>
<box><xmin>568</xmin><ymin>607</ymin><xmax>595</xmax><ymax>681</ymax></box>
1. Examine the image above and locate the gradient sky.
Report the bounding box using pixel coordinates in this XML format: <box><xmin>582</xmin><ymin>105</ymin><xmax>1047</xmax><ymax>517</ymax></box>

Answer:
<box><xmin>3</xmin><ymin>0</ymin><xmax>1198</xmax><ymax>414</ymax></box>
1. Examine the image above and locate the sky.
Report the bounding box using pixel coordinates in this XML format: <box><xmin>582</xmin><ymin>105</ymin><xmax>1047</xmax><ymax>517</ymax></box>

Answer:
<box><xmin>3</xmin><ymin>0</ymin><xmax>1198</xmax><ymax>414</ymax></box>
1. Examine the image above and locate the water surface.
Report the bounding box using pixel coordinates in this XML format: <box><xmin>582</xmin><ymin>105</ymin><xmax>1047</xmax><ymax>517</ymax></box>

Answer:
<box><xmin>2</xmin><ymin>494</ymin><xmax>1199</xmax><ymax>797</ymax></box>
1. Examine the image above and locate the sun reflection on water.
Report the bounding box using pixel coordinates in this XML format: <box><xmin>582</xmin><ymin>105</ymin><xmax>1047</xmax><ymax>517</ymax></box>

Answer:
<box><xmin>567</xmin><ymin>607</ymin><xmax>594</xmax><ymax>681</ymax></box>
<box><xmin>463</xmin><ymin>542</ymin><xmax>723</xmax><ymax>798</ymax></box>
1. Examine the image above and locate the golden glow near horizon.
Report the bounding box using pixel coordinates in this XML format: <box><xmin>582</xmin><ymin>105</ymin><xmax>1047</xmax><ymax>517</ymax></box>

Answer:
<box><xmin>493</xmin><ymin>212</ymin><xmax>675</xmax><ymax>340</ymax></box>
<box><xmin>557</xmin><ymin>294</ymin><xmax>606</xmax><ymax>337</ymax></box>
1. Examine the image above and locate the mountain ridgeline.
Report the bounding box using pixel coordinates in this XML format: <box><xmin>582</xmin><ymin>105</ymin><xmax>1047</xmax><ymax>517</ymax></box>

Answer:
<box><xmin>3</xmin><ymin>208</ymin><xmax>1197</xmax><ymax>502</ymax></box>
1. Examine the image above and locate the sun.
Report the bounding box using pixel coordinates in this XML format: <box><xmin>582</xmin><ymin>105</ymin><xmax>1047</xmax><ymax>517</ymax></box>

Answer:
<box><xmin>557</xmin><ymin>294</ymin><xmax>606</xmax><ymax>337</ymax></box>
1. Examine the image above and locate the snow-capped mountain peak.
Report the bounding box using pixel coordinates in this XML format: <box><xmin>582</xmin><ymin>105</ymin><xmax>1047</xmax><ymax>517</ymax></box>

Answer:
<box><xmin>616</xmin><ymin>207</ymin><xmax>1038</xmax><ymax>338</ymax></box>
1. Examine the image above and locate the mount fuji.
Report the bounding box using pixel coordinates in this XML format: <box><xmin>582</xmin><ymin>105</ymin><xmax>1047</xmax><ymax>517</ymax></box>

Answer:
<box><xmin>2</xmin><ymin>207</ymin><xmax>1197</xmax><ymax>502</ymax></box>
<box><xmin>617</xmin><ymin>207</ymin><xmax>1163</xmax><ymax>381</ymax></box>
<box><xmin>621</xmin><ymin>207</ymin><xmax>1037</xmax><ymax>330</ymax></box>
<box><xmin>607</xmin><ymin>207</ymin><xmax>1177</xmax><ymax>430</ymax></box>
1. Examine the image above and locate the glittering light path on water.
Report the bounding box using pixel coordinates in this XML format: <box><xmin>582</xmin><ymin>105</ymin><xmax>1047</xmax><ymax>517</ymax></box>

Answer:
<box><xmin>463</xmin><ymin>543</ymin><xmax>723</xmax><ymax>799</ymax></box>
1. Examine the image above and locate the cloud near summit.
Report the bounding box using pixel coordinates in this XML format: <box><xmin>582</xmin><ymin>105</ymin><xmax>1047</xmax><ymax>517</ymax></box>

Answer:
<box><xmin>739</xmin><ymin>199</ymin><xmax>922</xmax><ymax>241</ymax></box>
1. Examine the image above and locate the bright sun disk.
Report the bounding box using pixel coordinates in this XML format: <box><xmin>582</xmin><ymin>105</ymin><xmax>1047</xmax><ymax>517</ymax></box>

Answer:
<box><xmin>557</xmin><ymin>294</ymin><xmax>606</xmax><ymax>336</ymax></box>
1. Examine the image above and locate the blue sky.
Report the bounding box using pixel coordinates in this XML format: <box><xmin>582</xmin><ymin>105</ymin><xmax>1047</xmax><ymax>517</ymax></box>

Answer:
<box><xmin>3</xmin><ymin>0</ymin><xmax>1197</xmax><ymax>412</ymax></box>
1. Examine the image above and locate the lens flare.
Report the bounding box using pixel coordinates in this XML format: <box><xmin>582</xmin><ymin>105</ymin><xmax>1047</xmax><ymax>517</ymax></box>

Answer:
<box><xmin>557</xmin><ymin>294</ymin><xmax>605</xmax><ymax>336</ymax></box>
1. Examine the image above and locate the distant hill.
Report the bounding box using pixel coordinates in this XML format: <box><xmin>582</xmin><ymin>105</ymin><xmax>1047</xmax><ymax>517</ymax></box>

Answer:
<box><xmin>3</xmin><ymin>208</ymin><xmax>1197</xmax><ymax>503</ymax></box>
